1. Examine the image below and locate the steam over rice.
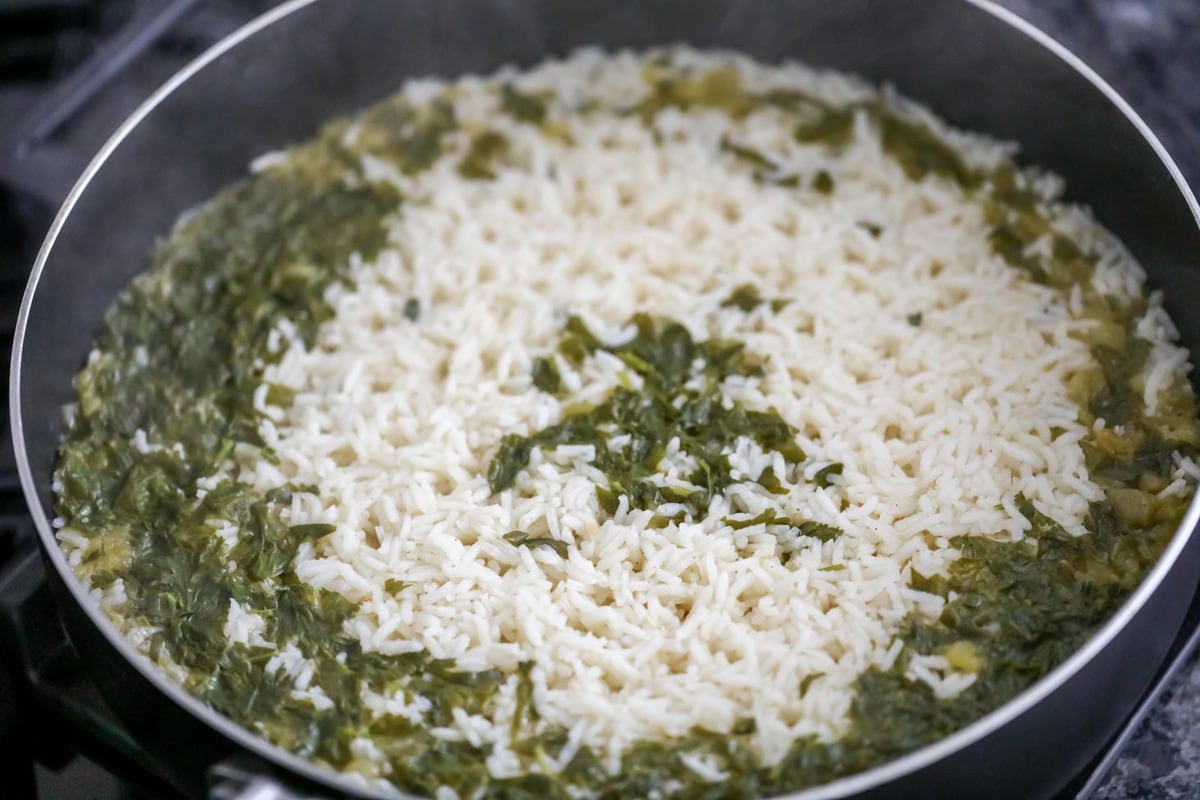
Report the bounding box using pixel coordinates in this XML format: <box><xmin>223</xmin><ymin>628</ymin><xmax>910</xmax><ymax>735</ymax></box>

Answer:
<box><xmin>57</xmin><ymin>47</ymin><xmax>1199</xmax><ymax>794</ymax></box>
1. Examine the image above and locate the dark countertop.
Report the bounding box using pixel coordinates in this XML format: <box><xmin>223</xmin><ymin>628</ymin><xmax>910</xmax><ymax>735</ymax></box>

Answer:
<box><xmin>1001</xmin><ymin>0</ymin><xmax>1200</xmax><ymax>188</ymax></box>
<box><xmin>1099</xmin><ymin>663</ymin><xmax>1200</xmax><ymax>799</ymax></box>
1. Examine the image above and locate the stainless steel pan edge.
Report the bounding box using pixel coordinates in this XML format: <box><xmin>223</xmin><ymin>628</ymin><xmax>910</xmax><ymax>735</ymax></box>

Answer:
<box><xmin>11</xmin><ymin>1</ymin><xmax>1200</xmax><ymax>798</ymax></box>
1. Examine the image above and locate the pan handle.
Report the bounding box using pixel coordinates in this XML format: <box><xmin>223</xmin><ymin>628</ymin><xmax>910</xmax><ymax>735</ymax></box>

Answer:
<box><xmin>208</xmin><ymin>757</ymin><xmax>330</xmax><ymax>800</ymax></box>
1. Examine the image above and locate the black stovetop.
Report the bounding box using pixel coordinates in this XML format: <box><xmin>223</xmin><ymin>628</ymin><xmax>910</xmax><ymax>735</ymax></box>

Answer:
<box><xmin>0</xmin><ymin>2</ymin><xmax>1198</xmax><ymax>799</ymax></box>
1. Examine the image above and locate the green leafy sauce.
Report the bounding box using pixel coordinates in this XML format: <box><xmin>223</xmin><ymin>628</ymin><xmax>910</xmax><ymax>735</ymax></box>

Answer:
<box><xmin>500</xmin><ymin>83</ymin><xmax>549</xmax><ymax>125</ymax></box>
<box><xmin>720</xmin><ymin>283</ymin><xmax>788</xmax><ymax>314</ymax></box>
<box><xmin>53</xmin><ymin>56</ymin><xmax>1200</xmax><ymax>799</ymax></box>
<box><xmin>56</xmin><ymin>99</ymin><xmax>520</xmax><ymax>795</ymax></box>
<box><xmin>458</xmin><ymin>130</ymin><xmax>511</xmax><ymax>180</ymax></box>
<box><xmin>503</xmin><ymin>529</ymin><xmax>570</xmax><ymax>558</ymax></box>
<box><xmin>489</xmin><ymin>312</ymin><xmax>825</xmax><ymax>533</ymax></box>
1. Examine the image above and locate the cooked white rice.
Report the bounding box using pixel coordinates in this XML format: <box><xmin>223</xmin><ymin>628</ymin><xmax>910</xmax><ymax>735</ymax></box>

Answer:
<box><xmin>60</xmin><ymin>47</ymin><xmax>1198</xmax><ymax>788</ymax></box>
<box><xmin>238</xmin><ymin>48</ymin><xmax>1182</xmax><ymax>770</ymax></box>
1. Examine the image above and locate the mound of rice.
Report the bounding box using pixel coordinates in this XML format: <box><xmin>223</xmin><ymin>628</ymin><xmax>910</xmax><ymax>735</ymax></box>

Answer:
<box><xmin>222</xmin><ymin>49</ymin><xmax>1193</xmax><ymax>775</ymax></box>
<box><xmin>57</xmin><ymin>47</ymin><xmax>1199</xmax><ymax>795</ymax></box>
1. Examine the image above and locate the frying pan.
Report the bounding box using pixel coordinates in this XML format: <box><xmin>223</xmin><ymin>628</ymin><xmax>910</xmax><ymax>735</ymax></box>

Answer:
<box><xmin>12</xmin><ymin>1</ymin><xmax>1200</xmax><ymax>798</ymax></box>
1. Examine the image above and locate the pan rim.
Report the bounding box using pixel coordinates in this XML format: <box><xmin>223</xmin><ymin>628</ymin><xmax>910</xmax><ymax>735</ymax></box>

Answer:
<box><xmin>10</xmin><ymin>1</ymin><xmax>1200</xmax><ymax>798</ymax></box>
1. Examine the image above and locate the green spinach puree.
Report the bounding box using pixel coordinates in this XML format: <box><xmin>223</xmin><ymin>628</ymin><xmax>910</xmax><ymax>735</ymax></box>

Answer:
<box><xmin>55</xmin><ymin>60</ymin><xmax>1200</xmax><ymax>798</ymax></box>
